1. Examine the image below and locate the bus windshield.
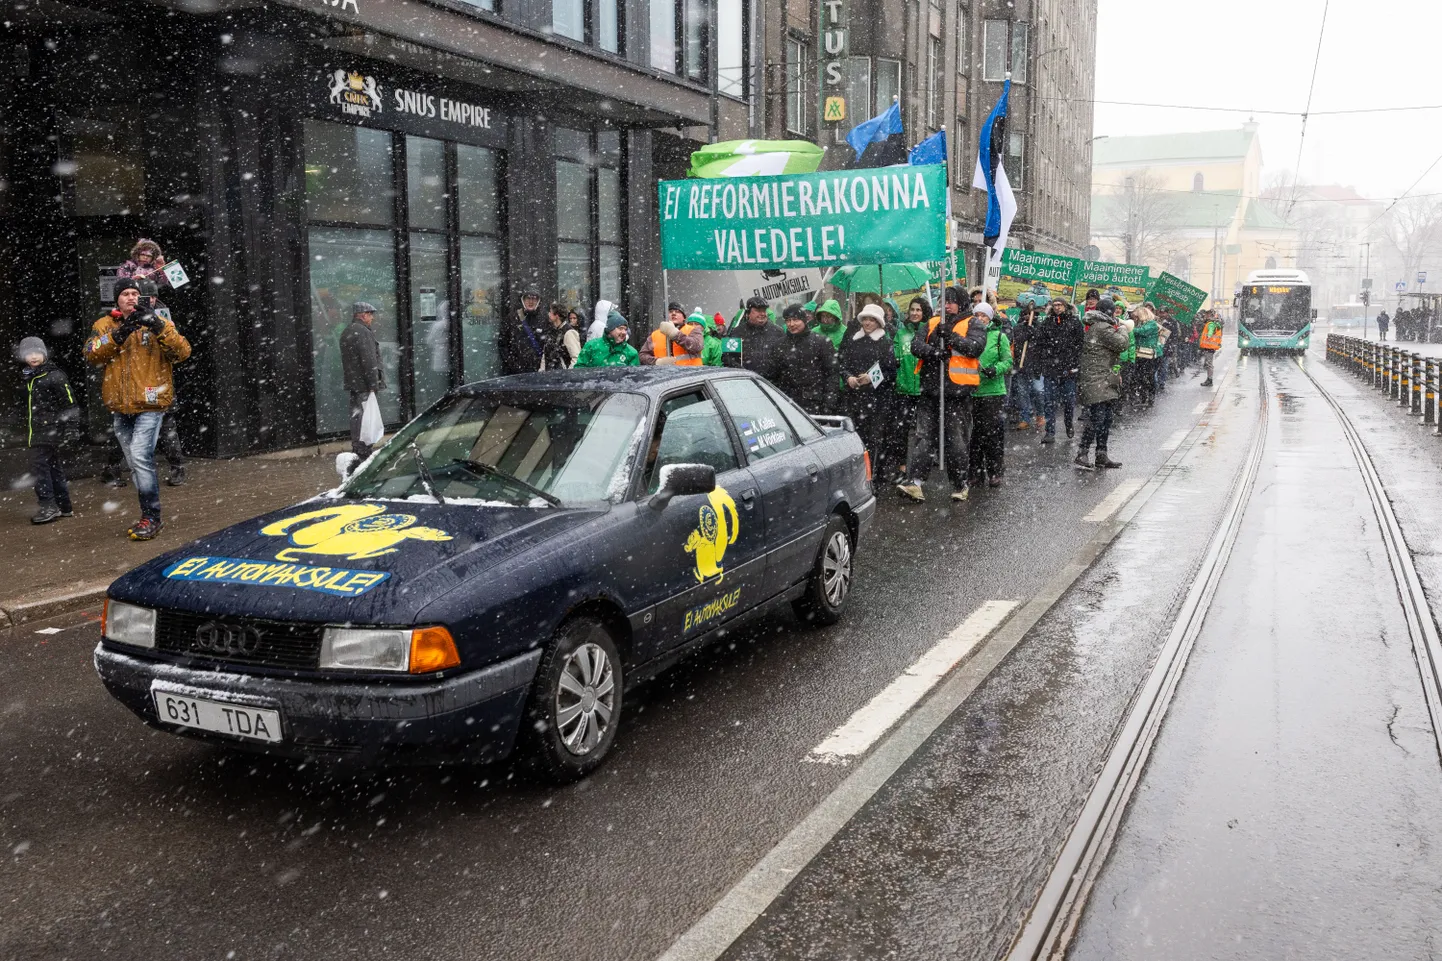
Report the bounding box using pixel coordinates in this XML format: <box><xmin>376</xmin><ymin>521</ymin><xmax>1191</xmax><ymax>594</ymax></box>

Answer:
<box><xmin>1241</xmin><ymin>285</ymin><xmax>1311</xmax><ymax>333</ymax></box>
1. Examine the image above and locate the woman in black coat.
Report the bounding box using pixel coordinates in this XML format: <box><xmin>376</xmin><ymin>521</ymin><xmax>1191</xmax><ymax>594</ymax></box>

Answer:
<box><xmin>837</xmin><ymin>303</ymin><xmax>899</xmax><ymax>477</ymax></box>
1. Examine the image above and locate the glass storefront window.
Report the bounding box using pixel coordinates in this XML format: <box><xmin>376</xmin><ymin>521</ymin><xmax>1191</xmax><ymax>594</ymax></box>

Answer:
<box><xmin>407</xmin><ymin>137</ymin><xmax>447</xmax><ymax>231</ymax></box>
<box><xmin>558</xmin><ymin>242</ymin><xmax>593</xmax><ymax>315</ymax></box>
<box><xmin>70</xmin><ymin>128</ymin><xmax>145</xmax><ymax>217</ymax></box>
<box><xmin>460</xmin><ymin>236</ymin><xmax>504</xmax><ymax>383</ymax></box>
<box><xmin>599</xmin><ymin>246</ymin><xmax>621</xmax><ymax>305</ymax></box>
<box><xmin>305</xmin><ymin>120</ymin><xmax>395</xmax><ymax>226</ymax></box>
<box><xmin>598</xmin><ymin>168</ymin><xmax>621</xmax><ymax>243</ymax></box>
<box><xmin>457</xmin><ymin>145</ymin><xmax>499</xmax><ymax>234</ymax></box>
<box><xmin>410</xmin><ymin>232</ymin><xmax>451</xmax><ymax>411</ymax></box>
<box><xmin>307</xmin><ymin>226</ymin><xmax>400</xmax><ymax>434</ymax></box>
<box><xmin>556</xmin><ymin>160</ymin><xmax>591</xmax><ymax>244</ymax></box>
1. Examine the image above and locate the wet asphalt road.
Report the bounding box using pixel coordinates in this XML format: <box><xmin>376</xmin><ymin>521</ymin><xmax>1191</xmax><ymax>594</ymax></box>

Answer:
<box><xmin>1</xmin><ymin>363</ymin><xmax>1229</xmax><ymax>961</ymax></box>
<box><xmin>1066</xmin><ymin>356</ymin><xmax>1442</xmax><ymax>957</ymax></box>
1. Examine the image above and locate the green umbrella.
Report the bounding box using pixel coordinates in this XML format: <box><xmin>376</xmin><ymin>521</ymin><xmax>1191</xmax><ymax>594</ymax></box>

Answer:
<box><xmin>688</xmin><ymin>139</ymin><xmax>824</xmax><ymax>178</ymax></box>
<box><xmin>828</xmin><ymin>263</ymin><xmax>935</xmax><ymax>295</ymax></box>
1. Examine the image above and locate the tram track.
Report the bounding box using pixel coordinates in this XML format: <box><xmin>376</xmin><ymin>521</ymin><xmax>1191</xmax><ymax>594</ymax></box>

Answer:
<box><xmin>1003</xmin><ymin>358</ymin><xmax>1272</xmax><ymax>961</ymax></box>
<box><xmin>1294</xmin><ymin>355</ymin><xmax>1442</xmax><ymax>766</ymax></box>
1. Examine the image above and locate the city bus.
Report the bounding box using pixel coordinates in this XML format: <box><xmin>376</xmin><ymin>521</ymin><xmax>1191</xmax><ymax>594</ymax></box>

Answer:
<box><xmin>1238</xmin><ymin>269</ymin><xmax>1313</xmax><ymax>354</ymax></box>
<box><xmin>1328</xmin><ymin>302</ymin><xmax>1366</xmax><ymax>328</ymax></box>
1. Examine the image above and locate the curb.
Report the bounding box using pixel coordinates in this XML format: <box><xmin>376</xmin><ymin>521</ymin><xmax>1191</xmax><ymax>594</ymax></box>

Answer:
<box><xmin>1</xmin><ymin>580</ymin><xmax>111</xmax><ymax>630</ymax></box>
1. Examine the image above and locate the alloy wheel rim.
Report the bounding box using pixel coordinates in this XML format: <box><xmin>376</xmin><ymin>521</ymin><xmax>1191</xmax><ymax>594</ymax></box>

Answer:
<box><xmin>821</xmin><ymin>531</ymin><xmax>853</xmax><ymax>606</ymax></box>
<box><xmin>555</xmin><ymin>642</ymin><xmax>616</xmax><ymax>756</ymax></box>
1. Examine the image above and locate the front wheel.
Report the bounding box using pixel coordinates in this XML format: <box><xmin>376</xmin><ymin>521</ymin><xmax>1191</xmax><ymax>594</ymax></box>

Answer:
<box><xmin>793</xmin><ymin>514</ymin><xmax>855</xmax><ymax>626</ymax></box>
<box><xmin>522</xmin><ymin>617</ymin><xmax>623</xmax><ymax>782</ymax></box>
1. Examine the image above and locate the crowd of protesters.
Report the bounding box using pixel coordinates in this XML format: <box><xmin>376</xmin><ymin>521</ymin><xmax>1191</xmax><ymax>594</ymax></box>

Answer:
<box><xmin>491</xmin><ymin>282</ymin><xmax>1224</xmax><ymax>503</ymax></box>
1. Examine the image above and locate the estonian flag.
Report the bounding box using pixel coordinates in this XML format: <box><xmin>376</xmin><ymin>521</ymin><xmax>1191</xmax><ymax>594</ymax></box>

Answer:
<box><xmin>908</xmin><ymin>128</ymin><xmax>947</xmax><ymax>167</ymax></box>
<box><xmin>846</xmin><ymin>100</ymin><xmax>907</xmax><ymax>168</ymax></box>
<box><xmin>972</xmin><ymin>79</ymin><xmax>1017</xmax><ymax>275</ymax></box>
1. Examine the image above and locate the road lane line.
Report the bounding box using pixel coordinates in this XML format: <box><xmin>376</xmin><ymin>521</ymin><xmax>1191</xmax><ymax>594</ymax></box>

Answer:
<box><xmin>808</xmin><ymin>601</ymin><xmax>1019</xmax><ymax>764</ymax></box>
<box><xmin>1159</xmin><ymin>429</ymin><xmax>1189</xmax><ymax>452</ymax></box>
<box><xmin>1081</xmin><ymin>479</ymin><xmax>1144</xmax><ymax>523</ymax></box>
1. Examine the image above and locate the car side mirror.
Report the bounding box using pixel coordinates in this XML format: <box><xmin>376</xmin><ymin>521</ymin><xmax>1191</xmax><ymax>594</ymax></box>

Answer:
<box><xmin>335</xmin><ymin>452</ymin><xmax>360</xmax><ymax>482</ymax></box>
<box><xmin>651</xmin><ymin>463</ymin><xmax>716</xmax><ymax>510</ymax></box>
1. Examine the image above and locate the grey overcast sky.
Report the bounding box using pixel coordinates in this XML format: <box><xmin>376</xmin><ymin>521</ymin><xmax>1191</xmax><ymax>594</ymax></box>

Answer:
<box><xmin>1091</xmin><ymin>0</ymin><xmax>1442</xmax><ymax>200</ymax></box>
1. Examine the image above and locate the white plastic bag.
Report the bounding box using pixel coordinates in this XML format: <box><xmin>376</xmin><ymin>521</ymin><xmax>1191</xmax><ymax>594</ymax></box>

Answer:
<box><xmin>359</xmin><ymin>391</ymin><xmax>384</xmax><ymax>446</ymax></box>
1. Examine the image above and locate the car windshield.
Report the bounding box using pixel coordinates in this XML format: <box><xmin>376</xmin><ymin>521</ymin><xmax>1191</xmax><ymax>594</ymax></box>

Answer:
<box><xmin>343</xmin><ymin>390</ymin><xmax>649</xmax><ymax>507</ymax></box>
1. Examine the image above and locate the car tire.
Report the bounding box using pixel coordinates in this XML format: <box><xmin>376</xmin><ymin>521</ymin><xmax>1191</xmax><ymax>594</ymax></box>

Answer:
<box><xmin>793</xmin><ymin>514</ymin><xmax>855</xmax><ymax>627</ymax></box>
<box><xmin>522</xmin><ymin>617</ymin><xmax>623</xmax><ymax>783</ymax></box>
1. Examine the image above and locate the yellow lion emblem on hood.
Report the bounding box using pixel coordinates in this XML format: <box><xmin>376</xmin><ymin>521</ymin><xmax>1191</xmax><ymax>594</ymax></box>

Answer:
<box><xmin>261</xmin><ymin>504</ymin><xmax>453</xmax><ymax>561</ymax></box>
<box><xmin>683</xmin><ymin>488</ymin><xmax>739</xmax><ymax>584</ymax></box>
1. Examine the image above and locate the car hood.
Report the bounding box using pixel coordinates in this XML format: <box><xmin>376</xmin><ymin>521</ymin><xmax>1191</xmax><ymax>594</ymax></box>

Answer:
<box><xmin>107</xmin><ymin>498</ymin><xmax>605</xmax><ymax>624</ymax></box>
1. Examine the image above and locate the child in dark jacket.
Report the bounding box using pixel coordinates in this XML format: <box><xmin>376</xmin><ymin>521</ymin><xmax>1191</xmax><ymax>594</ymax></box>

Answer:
<box><xmin>18</xmin><ymin>336</ymin><xmax>79</xmax><ymax>524</ymax></box>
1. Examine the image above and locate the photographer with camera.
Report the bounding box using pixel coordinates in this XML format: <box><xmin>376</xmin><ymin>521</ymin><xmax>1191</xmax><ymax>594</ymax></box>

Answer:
<box><xmin>84</xmin><ymin>277</ymin><xmax>191</xmax><ymax>541</ymax></box>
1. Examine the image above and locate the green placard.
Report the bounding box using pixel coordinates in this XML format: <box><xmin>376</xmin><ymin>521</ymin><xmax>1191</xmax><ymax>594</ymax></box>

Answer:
<box><xmin>658</xmin><ymin>166</ymin><xmax>949</xmax><ymax>271</ymax></box>
<box><xmin>1074</xmin><ymin>260</ymin><xmax>1152</xmax><ymax>307</ymax></box>
<box><xmin>998</xmin><ymin>249</ymin><xmax>1082</xmax><ymax>309</ymax></box>
<box><xmin>721</xmin><ymin>337</ymin><xmax>743</xmax><ymax>354</ymax></box>
<box><xmin>1146</xmin><ymin>271</ymin><xmax>1208</xmax><ymax>324</ymax></box>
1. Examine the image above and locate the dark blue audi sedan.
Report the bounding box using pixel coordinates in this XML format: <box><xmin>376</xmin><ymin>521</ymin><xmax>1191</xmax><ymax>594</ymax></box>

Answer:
<box><xmin>95</xmin><ymin>368</ymin><xmax>874</xmax><ymax>780</ymax></box>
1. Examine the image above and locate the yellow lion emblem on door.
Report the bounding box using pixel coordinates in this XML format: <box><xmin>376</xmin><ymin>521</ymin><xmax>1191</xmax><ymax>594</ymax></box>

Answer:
<box><xmin>683</xmin><ymin>487</ymin><xmax>740</xmax><ymax>584</ymax></box>
<box><xmin>261</xmin><ymin>504</ymin><xmax>453</xmax><ymax>561</ymax></box>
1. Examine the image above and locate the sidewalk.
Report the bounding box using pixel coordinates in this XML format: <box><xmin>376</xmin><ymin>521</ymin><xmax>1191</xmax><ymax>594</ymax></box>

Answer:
<box><xmin>1</xmin><ymin>450</ymin><xmax>337</xmax><ymax>625</ymax></box>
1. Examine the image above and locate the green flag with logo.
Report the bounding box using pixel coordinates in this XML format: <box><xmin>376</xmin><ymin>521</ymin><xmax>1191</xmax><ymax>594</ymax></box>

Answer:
<box><xmin>1146</xmin><ymin>271</ymin><xmax>1208</xmax><ymax>324</ymax></box>
<box><xmin>688</xmin><ymin>140</ymin><xmax>826</xmax><ymax>179</ymax></box>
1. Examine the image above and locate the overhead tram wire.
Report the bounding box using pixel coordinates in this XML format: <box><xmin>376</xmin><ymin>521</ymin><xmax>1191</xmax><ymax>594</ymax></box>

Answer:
<box><xmin>1030</xmin><ymin>96</ymin><xmax>1442</xmax><ymax>117</ymax></box>
<box><xmin>1364</xmin><ymin>148</ymin><xmax>1442</xmax><ymax>232</ymax></box>
<box><xmin>1286</xmin><ymin>0</ymin><xmax>1330</xmax><ymax>217</ymax></box>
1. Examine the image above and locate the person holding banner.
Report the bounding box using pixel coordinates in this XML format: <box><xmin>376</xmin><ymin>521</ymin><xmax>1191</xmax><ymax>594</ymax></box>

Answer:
<box><xmin>1008</xmin><ymin>301</ymin><xmax>1045</xmax><ymax>430</ymax></box>
<box><xmin>896</xmin><ymin>288</ymin><xmax>987</xmax><ymax>503</ymax></box>
<box><xmin>773</xmin><ymin>304</ymin><xmax>839</xmax><ymax>413</ymax></box>
<box><xmin>1034</xmin><ymin>297</ymin><xmax>1084</xmax><ymax>444</ymax></box>
<box><xmin>722</xmin><ymin>296</ymin><xmax>787</xmax><ymax>379</ymax></box>
<box><xmin>1075</xmin><ymin>296</ymin><xmax>1129</xmax><ymax>471</ymax></box>
<box><xmin>967</xmin><ymin>306</ymin><xmax>1013</xmax><ymax>489</ymax></box>
<box><xmin>838</xmin><ymin>304</ymin><xmax>898</xmax><ymax>477</ymax></box>
<box><xmin>1130</xmin><ymin>305</ymin><xmax>1160</xmax><ymax>408</ymax></box>
<box><xmin>888</xmin><ymin>297</ymin><xmax>929</xmax><ymax>475</ymax></box>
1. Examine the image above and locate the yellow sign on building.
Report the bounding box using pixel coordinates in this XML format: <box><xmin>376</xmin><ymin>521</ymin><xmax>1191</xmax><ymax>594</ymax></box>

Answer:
<box><xmin>824</xmin><ymin>97</ymin><xmax>846</xmax><ymax>122</ymax></box>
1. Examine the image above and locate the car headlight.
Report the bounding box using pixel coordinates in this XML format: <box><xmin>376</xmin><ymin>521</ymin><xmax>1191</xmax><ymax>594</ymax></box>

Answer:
<box><xmin>319</xmin><ymin>626</ymin><xmax>460</xmax><ymax>673</ymax></box>
<box><xmin>105</xmin><ymin>599</ymin><xmax>156</xmax><ymax>649</ymax></box>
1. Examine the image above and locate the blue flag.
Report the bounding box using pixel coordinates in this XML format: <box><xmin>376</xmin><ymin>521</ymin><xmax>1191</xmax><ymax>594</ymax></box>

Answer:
<box><xmin>908</xmin><ymin>129</ymin><xmax>947</xmax><ymax>166</ymax></box>
<box><xmin>972</xmin><ymin>79</ymin><xmax>1015</xmax><ymax>250</ymax></box>
<box><xmin>846</xmin><ymin>101</ymin><xmax>904</xmax><ymax>163</ymax></box>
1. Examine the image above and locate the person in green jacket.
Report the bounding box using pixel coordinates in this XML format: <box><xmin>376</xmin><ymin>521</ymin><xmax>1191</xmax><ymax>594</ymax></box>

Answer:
<box><xmin>574</xmin><ymin>311</ymin><xmax>639</xmax><ymax>368</ymax></box>
<box><xmin>696</xmin><ymin>310</ymin><xmax>725</xmax><ymax>366</ymax></box>
<box><xmin>888</xmin><ymin>296</ymin><xmax>927</xmax><ymax>480</ymax></box>
<box><xmin>968</xmin><ymin>302</ymin><xmax>1013</xmax><ymax>488</ymax></box>
<box><xmin>811</xmin><ymin>299</ymin><xmax>846</xmax><ymax>350</ymax></box>
<box><xmin>1130</xmin><ymin>305</ymin><xmax>1160</xmax><ymax>407</ymax></box>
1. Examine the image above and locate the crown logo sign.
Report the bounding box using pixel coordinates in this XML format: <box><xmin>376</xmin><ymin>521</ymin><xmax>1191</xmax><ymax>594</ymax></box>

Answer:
<box><xmin>347</xmin><ymin>72</ymin><xmax>366</xmax><ymax>91</ymax></box>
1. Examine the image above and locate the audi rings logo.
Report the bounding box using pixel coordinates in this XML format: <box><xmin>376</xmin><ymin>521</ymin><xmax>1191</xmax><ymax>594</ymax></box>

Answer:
<box><xmin>194</xmin><ymin>621</ymin><xmax>264</xmax><ymax>656</ymax></box>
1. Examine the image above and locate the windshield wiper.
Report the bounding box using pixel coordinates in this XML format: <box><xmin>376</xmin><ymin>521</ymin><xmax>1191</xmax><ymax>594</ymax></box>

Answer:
<box><xmin>408</xmin><ymin>443</ymin><xmax>447</xmax><ymax>506</ymax></box>
<box><xmin>449</xmin><ymin>459</ymin><xmax>562</xmax><ymax>507</ymax></box>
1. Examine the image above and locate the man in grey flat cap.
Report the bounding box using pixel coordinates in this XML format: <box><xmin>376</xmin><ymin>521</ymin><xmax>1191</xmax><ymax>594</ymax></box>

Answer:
<box><xmin>341</xmin><ymin>301</ymin><xmax>386</xmax><ymax>459</ymax></box>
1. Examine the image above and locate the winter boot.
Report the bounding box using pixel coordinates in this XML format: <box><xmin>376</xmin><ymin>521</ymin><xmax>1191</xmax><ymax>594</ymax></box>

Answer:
<box><xmin>1065</xmin><ymin>419</ymin><xmax>1075</xmax><ymax>439</ymax></box>
<box><xmin>1073</xmin><ymin>451</ymin><xmax>1095</xmax><ymax>471</ymax></box>
<box><xmin>897</xmin><ymin>482</ymin><xmax>925</xmax><ymax>502</ymax></box>
<box><xmin>1040</xmin><ymin>433</ymin><xmax>1056</xmax><ymax>446</ymax></box>
<box><xmin>1095</xmin><ymin>451</ymin><xmax>1123</xmax><ymax>469</ymax></box>
<box><xmin>166</xmin><ymin>465</ymin><xmax>188</xmax><ymax>487</ymax></box>
<box><xmin>1201</xmin><ymin>379</ymin><xmax>1213</xmax><ymax>387</ymax></box>
<box><xmin>100</xmin><ymin>469</ymin><xmax>128</xmax><ymax>488</ymax></box>
<box><xmin>950</xmin><ymin>485</ymin><xmax>970</xmax><ymax>502</ymax></box>
<box><xmin>31</xmin><ymin>505</ymin><xmax>61</xmax><ymax>525</ymax></box>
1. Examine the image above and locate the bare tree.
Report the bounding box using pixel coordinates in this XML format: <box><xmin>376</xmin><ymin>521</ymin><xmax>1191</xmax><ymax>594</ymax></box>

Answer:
<box><xmin>1094</xmin><ymin>170</ymin><xmax>1182</xmax><ymax>267</ymax></box>
<box><xmin>1378</xmin><ymin>196</ymin><xmax>1442</xmax><ymax>288</ymax></box>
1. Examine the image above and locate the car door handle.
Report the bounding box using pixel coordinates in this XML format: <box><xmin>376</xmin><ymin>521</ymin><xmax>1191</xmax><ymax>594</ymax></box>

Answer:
<box><xmin>806</xmin><ymin>464</ymin><xmax>820</xmax><ymax>480</ymax></box>
<box><xmin>739</xmin><ymin>488</ymin><xmax>757</xmax><ymax>506</ymax></box>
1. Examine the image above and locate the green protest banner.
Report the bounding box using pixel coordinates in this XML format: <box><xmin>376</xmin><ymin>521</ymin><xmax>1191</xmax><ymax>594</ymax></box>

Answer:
<box><xmin>1146</xmin><ymin>271</ymin><xmax>1208</xmax><ymax>324</ymax></box>
<box><xmin>997</xmin><ymin>249</ymin><xmax>1082</xmax><ymax>309</ymax></box>
<box><xmin>658</xmin><ymin>166</ymin><xmax>949</xmax><ymax>271</ymax></box>
<box><xmin>1074</xmin><ymin>260</ymin><xmax>1152</xmax><ymax>308</ymax></box>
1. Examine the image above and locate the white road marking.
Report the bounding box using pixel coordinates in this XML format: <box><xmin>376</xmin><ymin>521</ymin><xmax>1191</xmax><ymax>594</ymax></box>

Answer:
<box><xmin>808</xmin><ymin>600</ymin><xmax>1019</xmax><ymax>764</ymax></box>
<box><xmin>1159</xmin><ymin>428</ymin><xmax>1189</xmax><ymax>452</ymax></box>
<box><xmin>34</xmin><ymin>627</ymin><xmax>62</xmax><ymax>635</ymax></box>
<box><xmin>1082</xmin><ymin>479</ymin><xmax>1144</xmax><ymax>523</ymax></box>
<box><xmin>1192</xmin><ymin>401</ymin><xmax>1209</xmax><ymax>415</ymax></box>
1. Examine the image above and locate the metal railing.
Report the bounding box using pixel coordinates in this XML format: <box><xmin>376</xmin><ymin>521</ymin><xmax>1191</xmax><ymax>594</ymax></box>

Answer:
<box><xmin>1326</xmin><ymin>333</ymin><xmax>1442</xmax><ymax>435</ymax></box>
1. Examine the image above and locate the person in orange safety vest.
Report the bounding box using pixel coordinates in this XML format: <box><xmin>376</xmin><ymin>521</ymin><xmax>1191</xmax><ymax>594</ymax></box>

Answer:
<box><xmin>1198</xmin><ymin>310</ymin><xmax>1223</xmax><ymax>386</ymax></box>
<box><xmin>640</xmin><ymin>302</ymin><xmax>704</xmax><ymax>367</ymax></box>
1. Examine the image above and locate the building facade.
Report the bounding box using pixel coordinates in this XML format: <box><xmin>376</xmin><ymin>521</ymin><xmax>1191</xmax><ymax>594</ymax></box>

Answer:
<box><xmin>1090</xmin><ymin>125</ymin><xmax>1300</xmax><ymax>310</ymax></box>
<box><xmin>756</xmin><ymin>0</ymin><xmax>1097</xmax><ymax>280</ymax></box>
<box><xmin>0</xmin><ymin>0</ymin><xmax>754</xmax><ymax>459</ymax></box>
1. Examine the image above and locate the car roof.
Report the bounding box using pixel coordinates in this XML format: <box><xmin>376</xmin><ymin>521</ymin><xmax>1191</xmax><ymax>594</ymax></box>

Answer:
<box><xmin>457</xmin><ymin>366</ymin><xmax>759</xmax><ymax>398</ymax></box>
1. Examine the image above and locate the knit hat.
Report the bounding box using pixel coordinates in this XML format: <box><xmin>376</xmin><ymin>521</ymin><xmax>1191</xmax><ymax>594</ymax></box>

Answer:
<box><xmin>816</xmin><ymin>299</ymin><xmax>843</xmax><ymax>323</ymax></box>
<box><xmin>606</xmin><ymin>310</ymin><xmax>628</xmax><ymax>333</ymax></box>
<box><xmin>522</xmin><ymin>285</ymin><xmax>541</xmax><ymax>298</ymax></box>
<box><xmin>944</xmin><ymin>286</ymin><xmax>966</xmax><ymax>306</ymax></box>
<box><xmin>688</xmin><ymin>308</ymin><xmax>707</xmax><ymax>326</ymax></box>
<box><xmin>113</xmin><ymin>278</ymin><xmax>141</xmax><ymax>298</ymax></box>
<box><xmin>669</xmin><ymin>302</ymin><xmax>686</xmax><ymax>315</ymax></box>
<box><xmin>16</xmin><ymin>336</ymin><xmax>47</xmax><ymax>362</ymax></box>
<box><xmin>782</xmin><ymin>303</ymin><xmax>808</xmax><ymax>322</ymax></box>
<box><xmin>745</xmin><ymin>296</ymin><xmax>769</xmax><ymax>311</ymax></box>
<box><xmin>353</xmin><ymin>301</ymin><xmax>378</xmax><ymax>317</ymax></box>
<box><xmin>857</xmin><ymin>304</ymin><xmax>886</xmax><ymax>324</ymax></box>
<box><xmin>972</xmin><ymin>302</ymin><xmax>995</xmax><ymax>319</ymax></box>
<box><xmin>1097</xmin><ymin>296</ymin><xmax>1115</xmax><ymax>315</ymax></box>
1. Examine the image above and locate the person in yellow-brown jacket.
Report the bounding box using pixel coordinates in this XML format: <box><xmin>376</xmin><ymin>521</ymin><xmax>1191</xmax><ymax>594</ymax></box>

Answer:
<box><xmin>85</xmin><ymin>277</ymin><xmax>191</xmax><ymax>540</ymax></box>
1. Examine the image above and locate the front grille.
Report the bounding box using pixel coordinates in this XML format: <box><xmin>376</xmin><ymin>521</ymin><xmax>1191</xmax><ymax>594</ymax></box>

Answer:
<box><xmin>155</xmin><ymin>609</ymin><xmax>325</xmax><ymax>670</ymax></box>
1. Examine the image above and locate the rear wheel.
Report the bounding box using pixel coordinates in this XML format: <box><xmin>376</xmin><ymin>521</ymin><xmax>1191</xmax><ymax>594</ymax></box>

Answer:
<box><xmin>522</xmin><ymin>617</ymin><xmax>623</xmax><ymax>782</ymax></box>
<box><xmin>793</xmin><ymin>514</ymin><xmax>855</xmax><ymax>626</ymax></box>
